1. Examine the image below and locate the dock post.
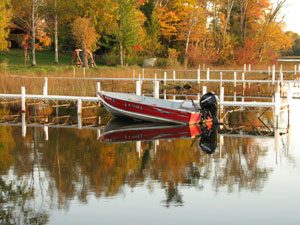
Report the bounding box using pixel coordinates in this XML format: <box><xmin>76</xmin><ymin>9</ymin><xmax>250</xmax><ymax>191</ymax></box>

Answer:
<box><xmin>96</xmin><ymin>82</ymin><xmax>101</xmax><ymax>96</ymax></box>
<box><xmin>244</xmin><ymin>64</ymin><xmax>246</xmax><ymax>73</ymax></box>
<box><xmin>206</xmin><ymin>68</ymin><xmax>210</xmax><ymax>81</ymax></box>
<box><xmin>154</xmin><ymin>74</ymin><xmax>159</xmax><ymax>99</ymax></box>
<box><xmin>202</xmin><ymin>86</ymin><xmax>207</xmax><ymax>95</ymax></box>
<box><xmin>83</xmin><ymin>67</ymin><xmax>86</xmax><ymax>78</ymax></box>
<box><xmin>242</xmin><ymin>72</ymin><xmax>245</xmax><ymax>89</ymax></box>
<box><xmin>43</xmin><ymin>77</ymin><xmax>48</xmax><ymax>96</ymax></box>
<box><xmin>234</xmin><ymin>92</ymin><xmax>236</xmax><ymax>102</ymax></box>
<box><xmin>197</xmin><ymin>69</ymin><xmax>201</xmax><ymax>101</ymax></box>
<box><xmin>295</xmin><ymin>65</ymin><xmax>297</xmax><ymax>75</ymax></box>
<box><xmin>234</xmin><ymin>72</ymin><xmax>237</xmax><ymax>87</ymax></box>
<box><xmin>173</xmin><ymin>70</ymin><xmax>176</xmax><ymax>81</ymax></box>
<box><xmin>21</xmin><ymin>86</ymin><xmax>26</xmax><ymax>112</ymax></box>
<box><xmin>220</xmin><ymin>87</ymin><xmax>224</xmax><ymax>114</ymax></box>
<box><xmin>272</xmin><ymin>65</ymin><xmax>275</xmax><ymax>85</ymax></box>
<box><xmin>136</xmin><ymin>80</ymin><xmax>142</xmax><ymax>96</ymax></box>
<box><xmin>164</xmin><ymin>72</ymin><xmax>167</xmax><ymax>100</ymax></box>
<box><xmin>77</xmin><ymin>99</ymin><xmax>82</xmax><ymax>115</ymax></box>
<box><xmin>97</xmin><ymin>129</ymin><xmax>101</xmax><ymax>140</ymax></box>
<box><xmin>21</xmin><ymin>113</ymin><xmax>26</xmax><ymax>137</ymax></box>
<box><xmin>248</xmin><ymin>64</ymin><xmax>251</xmax><ymax>72</ymax></box>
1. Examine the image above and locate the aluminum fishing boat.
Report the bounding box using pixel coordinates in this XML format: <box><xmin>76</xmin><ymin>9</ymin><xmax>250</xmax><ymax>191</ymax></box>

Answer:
<box><xmin>98</xmin><ymin>91</ymin><xmax>218</xmax><ymax>125</ymax></box>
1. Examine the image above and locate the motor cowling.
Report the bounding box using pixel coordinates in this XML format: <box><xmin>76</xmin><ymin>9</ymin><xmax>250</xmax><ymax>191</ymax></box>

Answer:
<box><xmin>200</xmin><ymin>92</ymin><xmax>218</xmax><ymax>123</ymax></box>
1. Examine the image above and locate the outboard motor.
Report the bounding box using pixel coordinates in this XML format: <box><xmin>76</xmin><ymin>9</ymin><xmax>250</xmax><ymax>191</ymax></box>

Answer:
<box><xmin>199</xmin><ymin>124</ymin><xmax>218</xmax><ymax>155</ymax></box>
<box><xmin>200</xmin><ymin>92</ymin><xmax>219</xmax><ymax>124</ymax></box>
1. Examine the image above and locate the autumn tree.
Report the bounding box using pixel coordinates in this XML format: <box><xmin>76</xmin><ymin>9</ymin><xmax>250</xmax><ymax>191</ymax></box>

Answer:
<box><xmin>114</xmin><ymin>0</ymin><xmax>145</xmax><ymax>66</ymax></box>
<box><xmin>71</xmin><ymin>17</ymin><xmax>98</xmax><ymax>68</ymax></box>
<box><xmin>11</xmin><ymin>0</ymin><xmax>52</xmax><ymax>66</ymax></box>
<box><xmin>0</xmin><ymin>0</ymin><xmax>11</xmax><ymax>51</ymax></box>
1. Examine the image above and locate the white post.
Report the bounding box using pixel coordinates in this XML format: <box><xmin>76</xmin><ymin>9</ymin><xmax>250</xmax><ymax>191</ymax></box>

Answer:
<box><xmin>280</xmin><ymin>64</ymin><xmax>283</xmax><ymax>74</ymax></box>
<box><xmin>77</xmin><ymin>99</ymin><xmax>82</xmax><ymax>115</ymax></box>
<box><xmin>233</xmin><ymin>92</ymin><xmax>236</xmax><ymax>102</ymax></box>
<box><xmin>78</xmin><ymin>114</ymin><xmax>82</xmax><ymax>129</ymax></box>
<box><xmin>173</xmin><ymin>70</ymin><xmax>176</xmax><ymax>81</ymax></box>
<box><xmin>97</xmin><ymin>129</ymin><xmax>101</xmax><ymax>140</ymax></box>
<box><xmin>21</xmin><ymin>86</ymin><xmax>26</xmax><ymax>112</ymax></box>
<box><xmin>136</xmin><ymin>141</ymin><xmax>141</xmax><ymax>158</ymax></box>
<box><xmin>164</xmin><ymin>72</ymin><xmax>167</xmax><ymax>100</ymax></box>
<box><xmin>244</xmin><ymin>64</ymin><xmax>246</xmax><ymax>73</ymax></box>
<box><xmin>272</xmin><ymin>65</ymin><xmax>275</xmax><ymax>85</ymax></box>
<box><xmin>234</xmin><ymin>72</ymin><xmax>237</xmax><ymax>87</ymax></box>
<box><xmin>197</xmin><ymin>69</ymin><xmax>201</xmax><ymax>84</ymax></box>
<box><xmin>44</xmin><ymin>125</ymin><xmax>49</xmax><ymax>141</ymax></box>
<box><xmin>274</xmin><ymin>92</ymin><xmax>280</xmax><ymax>117</ymax></box>
<box><xmin>21</xmin><ymin>113</ymin><xmax>26</xmax><ymax>137</ymax></box>
<box><xmin>268</xmin><ymin>66</ymin><xmax>271</xmax><ymax>76</ymax></box>
<box><xmin>298</xmin><ymin>64</ymin><xmax>300</xmax><ymax>73</ymax></box>
<box><xmin>154</xmin><ymin>81</ymin><xmax>160</xmax><ymax>99</ymax></box>
<box><xmin>220</xmin><ymin>87</ymin><xmax>224</xmax><ymax>103</ymax></box>
<box><xmin>202</xmin><ymin>86</ymin><xmax>207</xmax><ymax>95</ymax></box>
<box><xmin>136</xmin><ymin>80</ymin><xmax>141</xmax><ymax>96</ymax></box>
<box><xmin>242</xmin><ymin>72</ymin><xmax>245</xmax><ymax>89</ymax></box>
<box><xmin>295</xmin><ymin>65</ymin><xmax>297</xmax><ymax>75</ymax></box>
<box><xmin>142</xmin><ymin>69</ymin><xmax>145</xmax><ymax>79</ymax></box>
<box><xmin>96</xmin><ymin>82</ymin><xmax>101</xmax><ymax>96</ymax></box>
<box><xmin>280</xmin><ymin>72</ymin><xmax>283</xmax><ymax>82</ymax></box>
<box><xmin>248</xmin><ymin>64</ymin><xmax>251</xmax><ymax>72</ymax></box>
<box><xmin>83</xmin><ymin>67</ymin><xmax>86</xmax><ymax>78</ymax></box>
<box><xmin>43</xmin><ymin>77</ymin><xmax>48</xmax><ymax>96</ymax></box>
<box><xmin>206</xmin><ymin>68</ymin><xmax>210</xmax><ymax>81</ymax></box>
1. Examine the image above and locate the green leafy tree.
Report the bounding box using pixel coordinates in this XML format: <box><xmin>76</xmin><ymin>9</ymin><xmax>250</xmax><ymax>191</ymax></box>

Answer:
<box><xmin>114</xmin><ymin>0</ymin><xmax>145</xmax><ymax>65</ymax></box>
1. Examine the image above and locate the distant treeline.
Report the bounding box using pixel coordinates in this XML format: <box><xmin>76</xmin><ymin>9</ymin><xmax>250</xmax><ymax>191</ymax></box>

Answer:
<box><xmin>0</xmin><ymin>0</ymin><xmax>299</xmax><ymax>67</ymax></box>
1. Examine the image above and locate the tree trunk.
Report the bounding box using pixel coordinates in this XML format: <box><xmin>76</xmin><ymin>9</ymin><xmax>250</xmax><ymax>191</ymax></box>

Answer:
<box><xmin>54</xmin><ymin>0</ymin><xmax>59</xmax><ymax>64</ymax></box>
<box><xmin>31</xmin><ymin>0</ymin><xmax>36</xmax><ymax>66</ymax></box>
<box><xmin>120</xmin><ymin>42</ymin><xmax>124</xmax><ymax>66</ymax></box>
<box><xmin>184</xmin><ymin>30</ymin><xmax>191</xmax><ymax>68</ymax></box>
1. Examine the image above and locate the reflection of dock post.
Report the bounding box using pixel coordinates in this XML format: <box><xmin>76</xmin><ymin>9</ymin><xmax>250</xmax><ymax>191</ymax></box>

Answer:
<box><xmin>274</xmin><ymin>129</ymin><xmax>280</xmax><ymax>164</ymax></box>
<box><xmin>78</xmin><ymin>114</ymin><xmax>82</xmax><ymax>129</ymax></box>
<box><xmin>136</xmin><ymin>141</ymin><xmax>142</xmax><ymax>158</ymax></box>
<box><xmin>44</xmin><ymin>125</ymin><xmax>49</xmax><ymax>141</ymax></box>
<box><xmin>274</xmin><ymin>92</ymin><xmax>280</xmax><ymax>129</ymax></box>
<box><xmin>97</xmin><ymin>128</ymin><xmax>101</xmax><ymax>140</ymax></box>
<box><xmin>154</xmin><ymin>140</ymin><xmax>159</xmax><ymax>154</ymax></box>
<box><xmin>21</xmin><ymin>86</ymin><xmax>26</xmax><ymax>112</ymax></box>
<box><xmin>22</xmin><ymin>113</ymin><xmax>26</xmax><ymax>137</ymax></box>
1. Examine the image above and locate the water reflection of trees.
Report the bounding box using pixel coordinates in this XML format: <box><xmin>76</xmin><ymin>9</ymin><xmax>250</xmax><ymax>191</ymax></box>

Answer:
<box><xmin>0</xmin><ymin>127</ymin><xmax>276</xmax><ymax>211</ymax></box>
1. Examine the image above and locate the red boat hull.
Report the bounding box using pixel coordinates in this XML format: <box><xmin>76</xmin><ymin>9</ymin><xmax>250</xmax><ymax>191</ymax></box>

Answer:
<box><xmin>99</xmin><ymin>92</ymin><xmax>201</xmax><ymax>125</ymax></box>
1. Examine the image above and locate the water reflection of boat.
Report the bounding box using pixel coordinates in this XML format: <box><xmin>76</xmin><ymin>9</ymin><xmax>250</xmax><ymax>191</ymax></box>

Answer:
<box><xmin>99</xmin><ymin>119</ymin><xmax>218</xmax><ymax>154</ymax></box>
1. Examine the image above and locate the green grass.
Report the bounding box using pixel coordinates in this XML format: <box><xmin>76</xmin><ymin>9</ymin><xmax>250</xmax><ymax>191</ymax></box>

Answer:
<box><xmin>0</xmin><ymin>49</ymin><xmax>74</xmax><ymax>75</ymax></box>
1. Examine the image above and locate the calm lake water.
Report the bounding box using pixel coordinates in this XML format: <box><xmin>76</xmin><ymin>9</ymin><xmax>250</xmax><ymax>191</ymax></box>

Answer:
<box><xmin>0</xmin><ymin>100</ymin><xmax>300</xmax><ymax>225</ymax></box>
